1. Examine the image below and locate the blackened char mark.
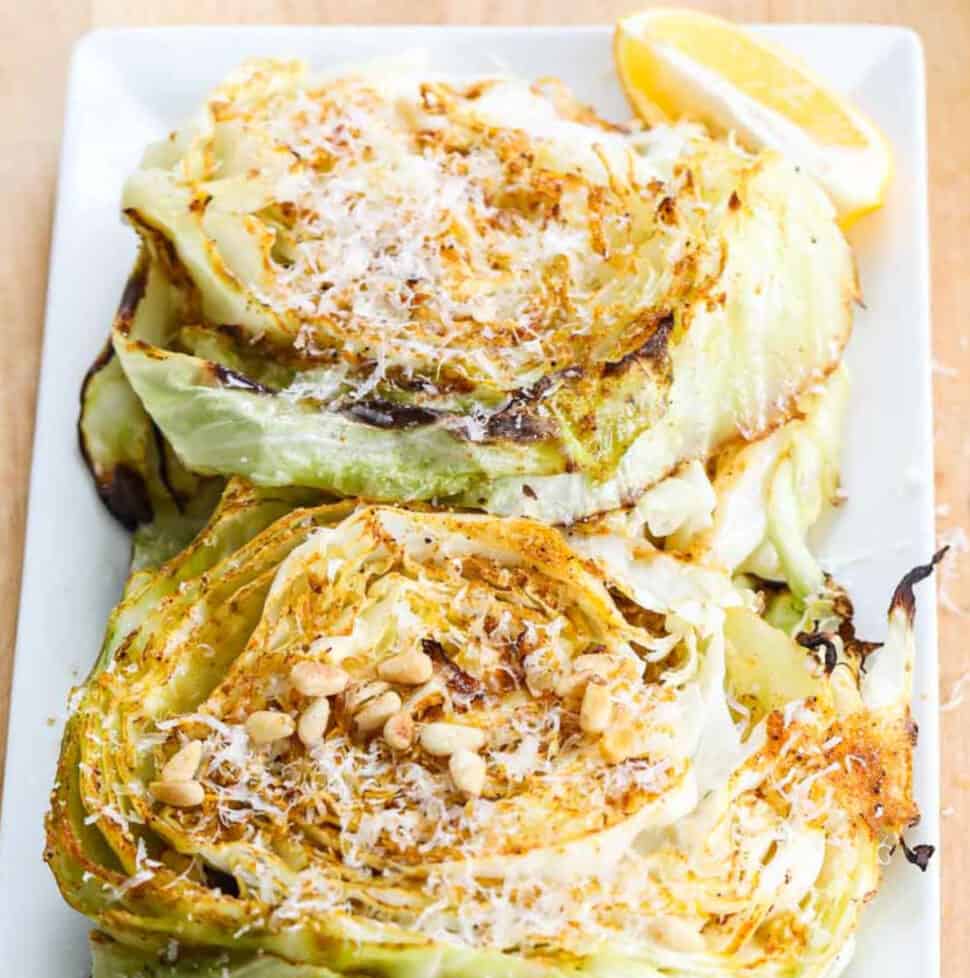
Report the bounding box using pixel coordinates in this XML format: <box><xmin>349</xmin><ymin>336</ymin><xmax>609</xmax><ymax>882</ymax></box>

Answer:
<box><xmin>77</xmin><ymin>337</ymin><xmax>115</xmax><ymax>474</ymax></box>
<box><xmin>482</xmin><ymin>374</ymin><xmax>556</xmax><ymax>443</ymax></box>
<box><xmin>890</xmin><ymin>547</ymin><xmax>948</xmax><ymax>621</ymax></box>
<box><xmin>77</xmin><ymin>337</ymin><xmax>116</xmax><ymax>478</ymax></box>
<box><xmin>78</xmin><ymin>338</ymin><xmax>154</xmax><ymax>530</ymax></box>
<box><xmin>483</xmin><ymin>408</ymin><xmax>552</xmax><ymax>442</ymax></box>
<box><xmin>209</xmin><ymin>362</ymin><xmax>275</xmax><ymax>394</ymax></box>
<box><xmin>837</xmin><ymin>622</ymin><xmax>882</xmax><ymax>675</ymax></box>
<box><xmin>899</xmin><ymin>836</ymin><xmax>935</xmax><ymax>872</ymax></box>
<box><xmin>344</xmin><ymin>399</ymin><xmax>440</xmax><ymax>430</ymax></box>
<box><xmin>602</xmin><ymin>312</ymin><xmax>674</xmax><ymax>377</ymax></box>
<box><xmin>796</xmin><ymin>631</ymin><xmax>838</xmax><ymax>675</ymax></box>
<box><xmin>907</xmin><ymin>717</ymin><xmax>919</xmax><ymax>746</ymax></box>
<box><xmin>114</xmin><ymin>262</ymin><xmax>149</xmax><ymax>336</ymax></box>
<box><xmin>95</xmin><ymin>465</ymin><xmax>153</xmax><ymax>530</ymax></box>
<box><xmin>82</xmin><ymin>337</ymin><xmax>115</xmax><ymax>382</ymax></box>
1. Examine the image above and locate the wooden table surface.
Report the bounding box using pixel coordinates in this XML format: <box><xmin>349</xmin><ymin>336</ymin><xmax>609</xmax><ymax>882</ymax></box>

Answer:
<box><xmin>2</xmin><ymin>0</ymin><xmax>967</xmax><ymax>970</ymax></box>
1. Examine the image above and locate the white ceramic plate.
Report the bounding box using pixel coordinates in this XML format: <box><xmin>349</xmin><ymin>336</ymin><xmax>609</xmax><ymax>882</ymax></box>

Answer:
<box><xmin>0</xmin><ymin>25</ymin><xmax>937</xmax><ymax>977</ymax></box>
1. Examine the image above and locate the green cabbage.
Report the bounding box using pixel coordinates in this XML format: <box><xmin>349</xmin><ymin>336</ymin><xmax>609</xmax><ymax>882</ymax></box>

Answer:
<box><xmin>92</xmin><ymin>58</ymin><xmax>856</xmax><ymax>524</ymax></box>
<box><xmin>47</xmin><ymin>483</ymin><xmax>924</xmax><ymax>978</ymax></box>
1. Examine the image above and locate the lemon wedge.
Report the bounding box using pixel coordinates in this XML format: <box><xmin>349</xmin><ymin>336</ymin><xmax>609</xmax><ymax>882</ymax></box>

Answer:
<box><xmin>615</xmin><ymin>8</ymin><xmax>892</xmax><ymax>225</ymax></box>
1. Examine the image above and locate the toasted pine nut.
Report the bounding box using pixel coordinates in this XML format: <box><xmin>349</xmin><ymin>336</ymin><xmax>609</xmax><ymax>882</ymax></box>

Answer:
<box><xmin>402</xmin><ymin>679</ymin><xmax>450</xmax><ymax>717</ymax></box>
<box><xmin>354</xmin><ymin>691</ymin><xmax>402</xmax><ymax>734</ymax></box>
<box><xmin>419</xmin><ymin>722</ymin><xmax>486</xmax><ymax>757</ymax></box>
<box><xmin>246</xmin><ymin>710</ymin><xmax>295</xmax><ymax>745</ymax></box>
<box><xmin>572</xmin><ymin>653</ymin><xmax>616</xmax><ymax>677</ymax></box>
<box><xmin>554</xmin><ymin>671</ymin><xmax>592</xmax><ymax>698</ymax></box>
<box><xmin>161</xmin><ymin>740</ymin><xmax>203</xmax><ymax>782</ymax></box>
<box><xmin>383</xmin><ymin>711</ymin><xmax>414</xmax><ymax>750</ymax></box>
<box><xmin>297</xmin><ymin>697</ymin><xmax>331</xmax><ymax>746</ymax></box>
<box><xmin>344</xmin><ymin>681</ymin><xmax>390</xmax><ymax>714</ymax></box>
<box><xmin>599</xmin><ymin>715</ymin><xmax>642</xmax><ymax>764</ymax></box>
<box><xmin>580</xmin><ymin>681</ymin><xmax>613</xmax><ymax>735</ymax></box>
<box><xmin>150</xmin><ymin>780</ymin><xmax>205</xmax><ymax>808</ymax></box>
<box><xmin>377</xmin><ymin>648</ymin><xmax>433</xmax><ymax>685</ymax></box>
<box><xmin>449</xmin><ymin>749</ymin><xmax>486</xmax><ymax>797</ymax></box>
<box><xmin>290</xmin><ymin>662</ymin><xmax>349</xmax><ymax>698</ymax></box>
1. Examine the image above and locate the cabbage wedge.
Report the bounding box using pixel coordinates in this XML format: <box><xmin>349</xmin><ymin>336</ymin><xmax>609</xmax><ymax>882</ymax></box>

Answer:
<box><xmin>89</xmin><ymin>57</ymin><xmax>855</xmax><ymax>524</ymax></box>
<box><xmin>47</xmin><ymin>483</ymin><xmax>931</xmax><ymax>978</ymax></box>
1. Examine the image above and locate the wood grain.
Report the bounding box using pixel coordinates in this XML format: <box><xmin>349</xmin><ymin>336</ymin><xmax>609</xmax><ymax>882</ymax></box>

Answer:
<box><xmin>1</xmin><ymin>0</ymin><xmax>967</xmax><ymax>970</ymax></box>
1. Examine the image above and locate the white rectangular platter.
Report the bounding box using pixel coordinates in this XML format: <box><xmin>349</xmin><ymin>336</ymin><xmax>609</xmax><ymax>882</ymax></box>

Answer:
<box><xmin>0</xmin><ymin>24</ymin><xmax>937</xmax><ymax>978</ymax></box>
